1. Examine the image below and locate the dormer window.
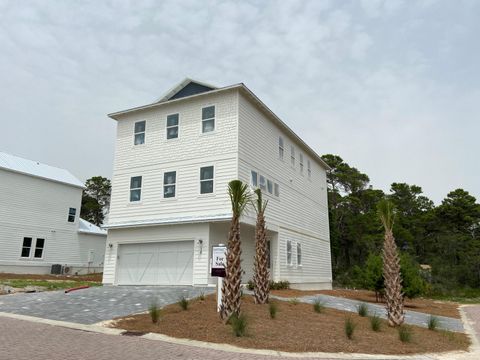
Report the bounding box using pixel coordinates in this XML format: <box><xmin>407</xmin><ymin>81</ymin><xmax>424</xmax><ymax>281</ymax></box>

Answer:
<box><xmin>166</xmin><ymin>114</ymin><xmax>179</xmax><ymax>139</ymax></box>
<box><xmin>134</xmin><ymin>121</ymin><xmax>146</xmax><ymax>145</ymax></box>
<box><xmin>202</xmin><ymin>106</ymin><xmax>215</xmax><ymax>133</ymax></box>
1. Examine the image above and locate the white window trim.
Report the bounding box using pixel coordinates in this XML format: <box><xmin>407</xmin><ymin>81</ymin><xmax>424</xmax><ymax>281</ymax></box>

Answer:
<box><xmin>286</xmin><ymin>240</ymin><xmax>293</xmax><ymax>266</ymax></box>
<box><xmin>267</xmin><ymin>179</ymin><xmax>273</xmax><ymax>194</ymax></box>
<box><xmin>200</xmin><ymin>105</ymin><xmax>216</xmax><ymax>134</ymax></box>
<box><xmin>162</xmin><ymin>170</ymin><xmax>177</xmax><ymax>199</ymax></box>
<box><xmin>67</xmin><ymin>207</ymin><xmax>76</xmax><ymax>223</ymax></box>
<box><xmin>166</xmin><ymin>113</ymin><xmax>180</xmax><ymax>140</ymax></box>
<box><xmin>297</xmin><ymin>242</ymin><xmax>302</xmax><ymax>267</ymax></box>
<box><xmin>279</xmin><ymin>136</ymin><xmax>284</xmax><ymax>160</ymax></box>
<box><xmin>299</xmin><ymin>153</ymin><xmax>304</xmax><ymax>175</ymax></box>
<box><xmin>307</xmin><ymin>159</ymin><xmax>312</xmax><ymax>179</ymax></box>
<box><xmin>133</xmin><ymin>120</ymin><xmax>146</xmax><ymax>146</ymax></box>
<box><xmin>129</xmin><ymin>176</ymin><xmax>142</xmax><ymax>203</ymax></box>
<box><xmin>251</xmin><ymin>170</ymin><xmax>258</xmax><ymax>188</ymax></box>
<box><xmin>19</xmin><ymin>236</ymin><xmax>46</xmax><ymax>260</ymax></box>
<box><xmin>274</xmin><ymin>183</ymin><xmax>280</xmax><ymax>197</ymax></box>
<box><xmin>290</xmin><ymin>145</ymin><xmax>295</xmax><ymax>167</ymax></box>
<box><xmin>199</xmin><ymin>165</ymin><xmax>215</xmax><ymax>195</ymax></box>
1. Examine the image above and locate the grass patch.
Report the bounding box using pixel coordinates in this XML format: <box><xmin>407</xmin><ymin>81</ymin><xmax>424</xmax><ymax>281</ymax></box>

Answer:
<box><xmin>230</xmin><ymin>313</ymin><xmax>248</xmax><ymax>337</ymax></box>
<box><xmin>370</xmin><ymin>313</ymin><xmax>381</xmax><ymax>332</ymax></box>
<box><xmin>313</xmin><ymin>298</ymin><xmax>325</xmax><ymax>313</ymax></box>
<box><xmin>149</xmin><ymin>302</ymin><xmax>161</xmax><ymax>324</ymax></box>
<box><xmin>428</xmin><ymin>315</ymin><xmax>439</xmax><ymax>331</ymax></box>
<box><xmin>357</xmin><ymin>303</ymin><xmax>368</xmax><ymax>317</ymax></box>
<box><xmin>0</xmin><ymin>279</ymin><xmax>101</xmax><ymax>291</ymax></box>
<box><xmin>289</xmin><ymin>298</ymin><xmax>299</xmax><ymax>305</ymax></box>
<box><xmin>178</xmin><ymin>296</ymin><xmax>189</xmax><ymax>310</ymax></box>
<box><xmin>269</xmin><ymin>302</ymin><xmax>278</xmax><ymax>319</ymax></box>
<box><xmin>345</xmin><ymin>317</ymin><xmax>356</xmax><ymax>339</ymax></box>
<box><xmin>398</xmin><ymin>325</ymin><xmax>413</xmax><ymax>343</ymax></box>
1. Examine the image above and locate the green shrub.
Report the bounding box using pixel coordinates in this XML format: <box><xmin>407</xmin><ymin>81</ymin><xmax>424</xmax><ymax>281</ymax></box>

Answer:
<box><xmin>149</xmin><ymin>302</ymin><xmax>161</xmax><ymax>323</ymax></box>
<box><xmin>313</xmin><ymin>298</ymin><xmax>325</xmax><ymax>313</ymax></box>
<box><xmin>230</xmin><ymin>313</ymin><xmax>248</xmax><ymax>337</ymax></box>
<box><xmin>178</xmin><ymin>296</ymin><xmax>189</xmax><ymax>310</ymax></box>
<box><xmin>345</xmin><ymin>317</ymin><xmax>356</xmax><ymax>339</ymax></box>
<box><xmin>398</xmin><ymin>325</ymin><xmax>412</xmax><ymax>342</ymax></box>
<box><xmin>428</xmin><ymin>315</ymin><xmax>439</xmax><ymax>331</ymax></box>
<box><xmin>247</xmin><ymin>280</ymin><xmax>254</xmax><ymax>291</ymax></box>
<box><xmin>289</xmin><ymin>298</ymin><xmax>299</xmax><ymax>305</ymax></box>
<box><xmin>357</xmin><ymin>303</ymin><xmax>368</xmax><ymax>317</ymax></box>
<box><xmin>269</xmin><ymin>280</ymin><xmax>290</xmax><ymax>290</ymax></box>
<box><xmin>269</xmin><ymin>302</ymin><xmax>278</xmax><ymax>319</ymax></box>
<box><xmin>370</xmin><ymin>313</ymin><xmax>381</xmax><ymax>332</ymax></box>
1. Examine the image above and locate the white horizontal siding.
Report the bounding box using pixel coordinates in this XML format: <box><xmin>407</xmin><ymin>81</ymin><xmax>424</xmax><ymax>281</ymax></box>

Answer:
<box><xmin>77</xmin><ymin>233</ymin><xmax>107</xmax><ymax>267</ymax></box>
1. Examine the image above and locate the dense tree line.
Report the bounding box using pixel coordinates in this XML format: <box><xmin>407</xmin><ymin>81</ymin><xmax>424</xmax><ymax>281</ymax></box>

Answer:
<box><xmin>321</xmin><ymin>154</ymin><xmax>480</xmax><ymax>294</ymax></box>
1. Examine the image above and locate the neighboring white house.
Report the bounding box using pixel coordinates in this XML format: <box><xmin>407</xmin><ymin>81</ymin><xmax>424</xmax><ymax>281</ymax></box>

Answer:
<box><xmin>0</xmin><ymin>152</ymin><xmax>107</xmax><ymax>275</ymax></box>
<box><xmin>104</xmin><ymin>79</ymin><xmax>332</xmax><ymax>290</ymax></box>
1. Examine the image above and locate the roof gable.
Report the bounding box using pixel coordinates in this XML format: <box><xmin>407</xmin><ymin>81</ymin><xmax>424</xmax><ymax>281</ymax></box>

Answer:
<box><xmin>156</xmin><ymin>78</ymin><xmax>217</xmax><ymax>103</ymax></box>
<box><xmin>0</xmin><ymin>151</ymin><xmax>85</xmax><ymax>188</ymax></box>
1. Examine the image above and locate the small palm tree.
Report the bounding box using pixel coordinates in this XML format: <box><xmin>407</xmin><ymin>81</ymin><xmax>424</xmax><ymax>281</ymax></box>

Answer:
<box><xmin>220</xmin><ymin>180</ymin><xmax>251</xmax><ymax>320</ymax></box>
<box><xmin>253</xmin><ymin>188</ymin><xmax>270</xmax><ymax>304</ymax></box>
<box><xmin>378</xmin><ymin>199</ymin><xmax>404</xmax><ymax>327</ymax></box>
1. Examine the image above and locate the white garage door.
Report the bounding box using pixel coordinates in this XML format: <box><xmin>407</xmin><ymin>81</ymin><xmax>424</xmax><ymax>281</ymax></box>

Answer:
<box><xmin>117</xmin><ymin>241</ymin><xmax>194</xmax><ymax>285</ymax></box>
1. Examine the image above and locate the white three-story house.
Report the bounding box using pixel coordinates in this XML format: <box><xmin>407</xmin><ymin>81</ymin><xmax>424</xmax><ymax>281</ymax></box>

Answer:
<box><xmin>103</xmin><ymin>79</ymin><xmax>332</xmax><ymax>290</ymax></box>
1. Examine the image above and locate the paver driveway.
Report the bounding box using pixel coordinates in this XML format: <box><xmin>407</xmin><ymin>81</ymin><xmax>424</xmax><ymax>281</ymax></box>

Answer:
<box><xmin>0</xmin><ymin>285</ymin><xmax>211</xmax><ymax>324</ymax></box>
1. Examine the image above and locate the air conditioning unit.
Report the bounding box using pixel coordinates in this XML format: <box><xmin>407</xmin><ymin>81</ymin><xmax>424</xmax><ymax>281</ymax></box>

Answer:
<box><xmin>51</xmin><ymin>264</ymin><xmax>62</xmax><ymax>275</ymax></box>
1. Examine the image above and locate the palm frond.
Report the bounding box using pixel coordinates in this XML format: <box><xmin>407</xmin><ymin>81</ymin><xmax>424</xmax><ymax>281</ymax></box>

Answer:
<box><xmin>228</xmin><ymin>180</ymin><xmax>251</xmax><ymax>217</ymax></box>
<box><xmin>252</xmin><ymin>188</ymin><xmax>268</xmax><ymax>215</ymax></box>
<box><xmin>377</xmin><ymin>199</ymin><xmax>396</xmax><ymax>232</ymax></box>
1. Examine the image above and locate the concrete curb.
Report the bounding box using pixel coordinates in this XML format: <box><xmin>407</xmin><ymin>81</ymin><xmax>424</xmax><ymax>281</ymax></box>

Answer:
<box><xmin>459</xmin><ymin>306</ymin><xmax>480</xmax><ymax>357</ymax></box>
<box><xmin>0</xmin><ymin>311</ymin><xmax>472</xmax><ymax>360</ymax></box>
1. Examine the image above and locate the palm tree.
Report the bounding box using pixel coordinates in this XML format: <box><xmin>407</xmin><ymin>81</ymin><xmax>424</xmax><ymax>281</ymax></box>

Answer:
<box><xmin>377</xmin><ymin>199</ymin><xmax>405</xmax><ymax>327</ymax></box>
<box><xmin>220</xmin><ymin>180</ymin><xmax>251</xmax><ymax>320</ymax></box>
<box><xmin>253</xmin><ymin>188</ymin><xmax>269</xmax><ymax>304</ymax></box>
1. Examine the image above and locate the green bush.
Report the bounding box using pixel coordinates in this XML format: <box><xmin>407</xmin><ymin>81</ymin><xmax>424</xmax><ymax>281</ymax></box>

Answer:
<box><xmin>178</xmin><ymin>296</ymin><xmax>189</xmax><ymax>310</ymax></box>
<box><xmin>428</xmin><ymin>315</ymin><xmax>439</xmax><ymax>331</ymax></box>
<box><xmin>149</xmin><ymin>302</ymin><xmax>161</xmax><ymax>324</ymax></box>
<box><xmin>370</xmin><ymin>313</ymin><xmax>381</xmax><ymax>332</ymax></box>
<box><xmin>269</xmin><ymin>302</ymin><xmax>278</xmax><ymax>319</ymax></box>
<box><xmin>230</xmin><ymin>313</ymin><xmax>248</xmax><ymax>337</ymax></box>
<box><xmin>345</xmin><ymin>317</ymin><xmax>356</xmax><ymax>339</ymax></box>
<box><xmin>269</xmin><ymin>280</ymin><xmax>290</xmax><ymax>290</ymax></box>
<box><xmin>357</xmin><ymin>303</ymin><xmax>368</xmax><ymax>317</ymax></box>
<box><xmin>247</xmin><ymin>280</ymin><xmax>254</xmax><ymax>291</ymax></box>
<box><xmin>313</xmin><ymin>298</ymin><xmax>325</xmax><ymax>313</ymax></box>
<box><xmin>398</xmin><ymin>325</ymin><xmax>412</xmax><ymax>342</ymax></box>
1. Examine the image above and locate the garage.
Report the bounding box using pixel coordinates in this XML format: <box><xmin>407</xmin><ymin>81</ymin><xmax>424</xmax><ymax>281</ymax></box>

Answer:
<box><xmin>116</xmin><ymin>241</ymin><xmax>194</xmax><ymax>285</ymax></box>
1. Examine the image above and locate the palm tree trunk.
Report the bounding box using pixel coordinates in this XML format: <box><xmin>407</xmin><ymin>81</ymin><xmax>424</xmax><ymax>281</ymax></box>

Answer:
<box><xmin>220</xmin><ymin>215</ymin><xmax>242</xmax><ymax>319</ymax></box>
<box><xmin>253</xmin><ymin>211</ymin><xmax>269</xmax><ymax>304</ymax></box>
<box><xmin>383</xmin><ymin>228</ymin><xmax>405</xmax><ymax>327</ymax></box>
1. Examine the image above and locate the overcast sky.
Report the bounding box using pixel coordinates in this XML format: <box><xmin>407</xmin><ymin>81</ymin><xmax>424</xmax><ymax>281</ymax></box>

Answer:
<box><xmin>1</xmin><ymin>0</ymin><xmax>478</xmax><ymax>203</ymax></box>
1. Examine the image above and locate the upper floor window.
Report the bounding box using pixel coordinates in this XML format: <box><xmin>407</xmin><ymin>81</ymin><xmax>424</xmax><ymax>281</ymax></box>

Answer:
<box><xmin>166</xmin><ymin>114</ymin><xmax>179</xmax><ymax>139</ymax></box>
<box><xmin>134</xmin><ymin>121</ymin><xmax>146</xmax><ymax>145</ymax></box>
<box><xmin>274</xmin><ymin>183</ymin><xmax>280</xmax><ymax>197</ymax></box>
<box><xmin>163</xmin><ymin>171</ymin><xmax>176</xmax><ymax>198</ymax></box>
<box><xmin>299</xmin><ymin>153</ymin><xmax>304</xmax><ymax>174</ymax></box>
<box><xmin>286</xmin><ymin>240</ymin><xmax>292</xmax><ymax>265</ymax></box>
<box><xmin>68</xmin><ymin>208</ymin><xmax>76</xmax><ymax>222</ymax></box>
<box><xmin>307</xmin><ymin>160</ymin><xmax>312</xmax><ymax>178</ymax></box>
<box><xmin>130</xmin><ymin>176</ymin><xmax>142</xmax><ymax>202</ymax></box>
<box><xmin>202</xmin><ymin>106</ymin><xmax>215</xmax><ymax>133</ymax></box>
<box><xmin>251</xmin><ymin>170</ymin><xmax>258</xmax><ymax>187</ymax></box>
<box><xmin>267</xmin><ymin>179</ymin><xmax>273</xmax><ymax>194</ymax></box>
<box><xmin>279</xmin><ymin>137</ymin><xmax>284</xmax><ymax>160</ymax></box>
<box><xmin>200</xmin><ymin>166</ymin><xmax>214</xmax><ymax>194</ymax></box>
<box><xmin>259</xmin><ymin>175</ymin><xmax>266</xmax><ymax>191</ymax></box>
<box><xmin>297</xmin><ymin>243</ymin><xmax>302</xmax><ymax>266</ymax></box>
<box><xmin>290</xmin><ymin>145</ymin><xmax>295</xmax><ymax>167</ymax></box>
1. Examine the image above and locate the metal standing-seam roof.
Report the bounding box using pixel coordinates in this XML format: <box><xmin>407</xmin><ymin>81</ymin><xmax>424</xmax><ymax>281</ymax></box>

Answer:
<box><xmin>78</xmin><ymin>218</ymin><xmax>107</xmax><ymax>236</ymax></box>
<box><xmin>0</xmin><ymin>151</ymin><xmax>85</xmax><ymax>188</ymax></box>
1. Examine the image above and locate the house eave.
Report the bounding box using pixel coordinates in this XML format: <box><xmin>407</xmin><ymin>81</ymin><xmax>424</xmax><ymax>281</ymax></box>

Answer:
<box><xmin>104</xmin><ymin>214</ymin><xmax>232</xmax><ymax>229</ymax></box>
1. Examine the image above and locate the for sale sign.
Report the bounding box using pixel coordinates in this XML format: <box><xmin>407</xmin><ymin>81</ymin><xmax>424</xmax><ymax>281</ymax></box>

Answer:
<box><xmin>211</xmin><ymin>245</ymin><xmax>227</xmax><ymax>277</ymax></box>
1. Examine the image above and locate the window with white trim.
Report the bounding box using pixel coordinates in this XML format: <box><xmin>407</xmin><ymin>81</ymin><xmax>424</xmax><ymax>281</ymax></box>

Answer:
<box><xmin>300</xmin><ymin>153</ymin><xmax>304</xmax><ymax>174</ymax></box>
<box><xmin>34</xmin><ymin>238</ymin><xmax>45</xmax><ymax>259</ymax></box>
<box><xmin>134</xmin><ymin>121</ymin><xmax>146</xmax><ymax>145</ymax></box>
<box><xmin>20</xmin><ymin>237</ymin><xmax>45</xmax><ymax>259</ymax></box>
<box><xmin>297</xmin><ymin>243</ymin><xmax>302</xmax><ymax>266</ymax></box>
<box><xmin>274</xmin><ymin>183</ymin><xmax>280</xmax><ymax>197</ymax></box>
<box><xmin>279</xmin><ymin>136</ymin><xmax>284</xmax><ymax>160</ymax></box>
<box><xmin>202</xmin><ymin>106</ymin><xmax>215</xmax><ymax>133</ymax></box>
<box><xmin>267</xmin><ymin>179</ymin><xmax>273</xmax><ymax>194</ymax></box>
<box><xmin>130</xmin><ymin>176</ymin><xmax>142</xmax><ymax>202</ymax></box>
<box><xmin>200</xmin><ymin>166</ymin><xmax>214</xmax><ymax>194</ymax></box>
<box><xmin>290</xmin><ymin>145</ymin><xmax>295</xmax><ymax>167</ymax></box>
<box><xmin>307</xmin><ymin>159</ymin><xmax>312</xmax><ymax>178</ymax></box>
<box><xmin>166</xmin><ymin>114</ymin><xmax>179</xmax><ymax>139</ymax></box>
<box><xmin>251</xmin><ymin>170</ymin><xmax>258</xmax><ymax>187</ymax></box>
<box><xmin>21</xmin><ymin>237</ymin><xmax>32</xmax><ymax>258</ymax></box>
<box><xmin>259</xmin><ymin>175</ymin><xmax>266</xmax><ymax>191</ymax></box>
<box><xmin>68</xmin><ymin>207</ymin><xmax>76</xmax><ymax>222</ymax></box>
<box><xmin>286</xmin><ymin>240</ymin><xmax>292</xmax><ymax>265</ymax></box>
<box><xmin>163</xmin><ymin>171</ymin><xmax>176</xmax><ymax>198</ymax></box>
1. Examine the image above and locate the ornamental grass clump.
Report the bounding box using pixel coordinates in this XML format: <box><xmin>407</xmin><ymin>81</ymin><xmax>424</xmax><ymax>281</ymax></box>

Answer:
<box><xmin>370</xmin><ymin>313</ymin><xmax>381</xmax><ymax>332</ymax></box>
<box><xmin>289</xmin><ymin>298</ymin><xmax>299</xmax><ymax>305</ymax></box>
<box><xmin>269</xmin><ymin>302</ymin><xmax>278</xmax><ymax>319</ymax></box>
<box><xmin>178</xmin><ymin>296</ymin><xmax>189</xmax><ymax>311</ymax></box>
<box><xmin>357</xmin><ymin>303</ymin><xmax>368</xmax><ymax>317</ymax></box>
<box><xmin>345</xmin><ymin>317</ymin><xmax>356</xmax><ymax>340</ymax></box>
<box><xmin>313</xmin><ymin>298</ymin><xmax>325</xmax><ymax>313</ymax></box>
<box><xmin>428</xmin><ymin>315</ymin><xmax>439</xmax><ymax>331</ymax></box>
<box><xmin>149</xmin><ymin>302</ymin><xmax>161</xmax><ymax>324</ymax></box>
<box><xmin>230</xmin><ymin>313</ymin><xmax>248</xmax><ymax>337</ymax></box>
<box><xmin>398</xmin><ymin>325</ymin><xmax>412</xmax><ymax>342</ymax></box>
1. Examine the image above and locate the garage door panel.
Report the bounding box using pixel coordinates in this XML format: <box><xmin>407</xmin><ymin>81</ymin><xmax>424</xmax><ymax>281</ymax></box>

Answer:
<box><xmin>117</xmin><ymin>241</ymin><xmax>194</xmax><ymax>285</ymax></box>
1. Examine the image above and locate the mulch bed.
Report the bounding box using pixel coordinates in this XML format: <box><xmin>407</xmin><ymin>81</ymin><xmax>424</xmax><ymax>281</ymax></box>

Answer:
<box><xmin>111</xmin><ymin>294</ymin><xmax>469</xmax><ymax>354</ymax></box>
<box><xmin>0</xmin><ymin>273</ymin><xmax>103</xmax><ymax>282</ymax></box>
<box><xmin>270</xmin><ymin>289</ymin><xmax>460</xmax><ymax>319</ymax></box>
